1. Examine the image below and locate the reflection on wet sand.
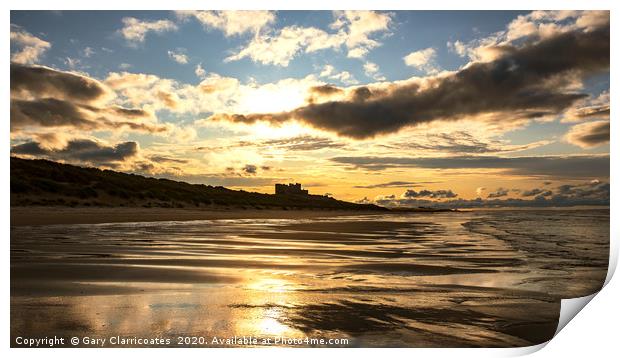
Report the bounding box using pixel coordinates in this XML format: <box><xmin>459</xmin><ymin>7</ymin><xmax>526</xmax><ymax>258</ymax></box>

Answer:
<box><xmin>11</xmin><ymin>209</ymin><xmax>608</xmax><ymax>347</ymax></box>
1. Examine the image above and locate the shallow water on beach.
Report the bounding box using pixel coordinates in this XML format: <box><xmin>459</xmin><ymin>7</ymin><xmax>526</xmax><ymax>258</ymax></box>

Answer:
<box><xmin>10</xmin><ymin>209</ymin><xmax>609</xmax><ymax>347</ymax></box>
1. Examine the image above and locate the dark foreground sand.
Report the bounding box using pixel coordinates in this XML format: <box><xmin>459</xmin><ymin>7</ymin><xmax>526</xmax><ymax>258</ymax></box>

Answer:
<box><xmin>10</xmin><ymin>206</ymin><xmax>387</xmax><ymax>226</ymax></box>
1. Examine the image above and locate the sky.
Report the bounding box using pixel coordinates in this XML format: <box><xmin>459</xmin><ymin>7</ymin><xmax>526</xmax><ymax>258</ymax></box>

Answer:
<box><xmin>9</xmin><ymin>10</ymin><xmax>610</xmax><ymax>207</ymax></box>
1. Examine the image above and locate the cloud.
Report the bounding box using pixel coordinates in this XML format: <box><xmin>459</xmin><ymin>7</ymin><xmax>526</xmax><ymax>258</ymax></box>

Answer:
<box><xmin>354</xmin><ymin>181</ymin><xmax>438</xmax><ymax>189</ymax></box>
<box><xmin>224</xmin><ymin>26</ymin><xmax>344</xmax><ymax>66</ymax></box>
<box><xmin>260</xmin><ymin>135</ymin><xmax>345</xmax><ymax>151</ymax></box>
<box><xmin>363</xmin><ymin>61</ymin><xmax>386</xmax><ymax>81</ymax></box>
<box><xmin>209</xmin><ymin>21</ymin><xmax>609</xmax><ymax>139</ymax></box>
<box><xmin>347</xmin><ymin>48</ymin><xmax>368</xmax><ymax>59</ymax></box>
<box><xmin>565</xmin><ymin>120</ymin><xmax>610</xmax><ymax>148</ymax></box>
<box><xmin>63</xmin><ymin>57</ymin><xmax>83</xmax><ymax>70</ymax></box>
<box><xmin>402</xmin><ymin>189</ymin><xmax>457</xmax><ymax>199</ymax></box>
<box><xmin>332</xmin><ymin>10</ymin><xmax>393</xmax><ymax>59</ymax></box>
<box><xmin>451</xmin><ymin>11</ymin><xmax>607</xmax><ymax>63</ymax></box>
<box><xmin>561</xmin><ymin>91</ymin><xmax>609</xmax><ymax>123</ymax></box>
<box><xmin>447</xmin><ymin>40</ymin><xmax>467</xmax><ymax>57</ymax></box>
<box><xmin>556</xmin><ymin>180</ymin><xmax>609</xmax><ymax>199</ymax></box>
<box><xmin>167</xmin><ymin>50</ymin><xmax>189</xmax><ymax>64</ymax></box>
<box><xmin>224</xmin><ymin>11</ymin><xmax>392</xmax><ymax>66</ymax></box>
<box><xmin>363</xmin><ymin>61</ymin><xmax>378</xmax><ymax>74</ymax></box>
<box><xmin>10</xmin><ymin>63</ymin><xmax>165</xmax><ymax>134</ymax></box>
<box><xmin>369</xmin><ymin>180</ymin><xmax>609</xmax><ymax>208</ymax></box>
<box><xmin>107</xmin><ymin>70</ymin><xmax>322</xmax><ymax>115</ymax></box>
<box><xmin>10</xmin><ymin>97</ymin><xmax>162</xmax><ymax>133</ymax></box>
<box><xmin>11</xmin><ymin>63</ymin><xmax>111</xmax><ymax>103</ymax></box>
<box><xmin>308</xmin><ymin>84</ymin><xmax>344</xmax><ymax>96</ymax></box>
<box><xmin>381</xmin><ymin>131</ymin><xmax>551</xmax><ymax>154</ymax></box>
<box><xmin>521</xmin><ymin>188</ymin><xmax>553</xmax><ymax>197</ymax></box>
<box><xmin>506</xmin><ymin>10</ymin><xmax>608</xmax><ymax>42</ymax></box>
<box><xmin>319</xmin><ymin>65</ymin><xmax>335</xmax><ymax>77</ymax></box>
<box><xmin>105</xmin><ymin>71</ymin><xmax>183</xmax><ymax>112</ymax></box>
<box><xmin>149</xmin><ymin>155</ymin><xmax>189</xmax><ymax>164</ymax></box>
<box><xmin>330</xmin><ymin>154</ymin><xmax>610</xmax><ymax>178</ymax></box>
<box><xmin>215</xmin><ymin>164</ymin><xmax>274</xmax><ymax>178</ymax></box>
<box><xmin>12</xmin><ymin>139</ymin><xmax>139</xmax><ymax>165</ymax></box>
<box><xmin>195</xmin><ymin>63</ymin><xmax>206</xmax><ymax>79</ymax></box>
<box><xmin>318</xmin><ymin>65</ymin><xmax>358</xmax><ymax>85</ymax></box>
<box><xmin>120</xmin><ymin>17</ymin><xmax>177</xmax><ymax>44</ymax></box>
<box><xmin>487</xmin><ymin>187</ymin><xmax>510</xmax><ymax>198</ymax></box>
<box><xmin>10</xmin><ymin>26</ymin><xmax>51</xmax><ymax>64</ymax></box>
<box><xmin>403</xmin><ymin>47</ymin><xmax>440</xmax><ymax>74</ymax></box>
<box><xmin>82</xmin><ymin>47</ymin><xmax>95</xmax><ymax>58</ymax></box>
<box><xmin>11</xmin><ymin>97</ymin><xmax>101</xmax><ymax>129</ymax></box>
<box><xmin>22</xmin><ymin>132</ymin><xmax>70</xmax><ymax>150</ymax></box>
<box><xmin>242</xmin><ymin>164</ymin><xmax>258</xmax><ymax>175</ymax></box>
<box><xmin>177</xmin><ymin>10</ymin><xmax>275</xmax><ymax>37</ymax></box>
<box><xmin>575</xmin><ymin>10</ymin><xmax>610</xmax><ymax>30</ymax></box>
<box><xmin>199</xmin><ymin>135</ymin><xmax>345</xmax><ymax>152</ymax></box>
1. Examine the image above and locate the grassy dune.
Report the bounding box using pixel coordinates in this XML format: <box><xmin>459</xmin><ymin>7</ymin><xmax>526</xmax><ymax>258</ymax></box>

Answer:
<box><xmin>10</xmin><ymin>157</ymin><xmax>386</xmax><ymax>211</ymax></box>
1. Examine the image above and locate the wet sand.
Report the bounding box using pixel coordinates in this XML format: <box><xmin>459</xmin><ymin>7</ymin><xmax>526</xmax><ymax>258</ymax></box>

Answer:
<box><xmin>10</xmin><ymin>209</ymin><xmax>608</xmax><ymax>347</ymax></box>
<box><xmin>10</xmin><ymin>206</ymin><xmax>387</xmax><ymax>226</ymax></box>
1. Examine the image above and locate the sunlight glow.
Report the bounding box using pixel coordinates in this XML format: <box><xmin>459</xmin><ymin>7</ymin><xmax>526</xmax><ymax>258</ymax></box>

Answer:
<box><xmin>249</xmin><ymin>121</ymin><xmax>309</xmax><ymax>139</ymax></box>
<box><xmin>240</xmin><ymin>83</ymin><xmax>310</xmax><ymax>114</ymax></box>
<box><xmin>247</xmin><ymin>277</ymin><xmax>291</xmax><ymax>293</ymax></box>
<box><xmin>258</xmin><ymin>314</ymin><xmax>289</xmax><ymax>335</ymax></box>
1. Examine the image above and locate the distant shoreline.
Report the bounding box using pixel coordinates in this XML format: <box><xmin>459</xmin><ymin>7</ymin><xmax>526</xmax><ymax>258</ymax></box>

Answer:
<box><xmin>10</xmin><ymin>206</ymin><xmax>393</xmax><ymax>226</ymax></box>
<box><xmin>10</xmin><ymin>205</ymin><xmax>606</xmax><ymax>227</ymax></box>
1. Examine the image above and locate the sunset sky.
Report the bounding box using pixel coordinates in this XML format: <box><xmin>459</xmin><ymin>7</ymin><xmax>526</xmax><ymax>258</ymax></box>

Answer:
<box><xmin>10</xmin><ymin>10</ymin><xmax>610</xmax><ymax>207</ymax></box>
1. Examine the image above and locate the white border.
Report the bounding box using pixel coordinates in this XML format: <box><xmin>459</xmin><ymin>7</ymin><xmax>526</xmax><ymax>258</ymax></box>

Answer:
<box><xmin>3</xmin><ymin>1</ymin><xmax>617</xmax><ymax>357</ymax></box>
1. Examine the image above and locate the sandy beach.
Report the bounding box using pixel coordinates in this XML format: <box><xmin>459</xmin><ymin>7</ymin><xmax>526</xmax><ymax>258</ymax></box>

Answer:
<box><xmin>10</xmin><ymin>209</ymin><xmax>609</xmax><ymax>347</ymax></box>
<box><xmin>10</xmin><ymin>206</ymin><xmax>388</xmax><ymax>226</ymax></box>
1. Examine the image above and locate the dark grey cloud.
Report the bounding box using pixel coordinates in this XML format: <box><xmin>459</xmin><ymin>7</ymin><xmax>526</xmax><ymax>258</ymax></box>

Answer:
<box><xmin>11</xmin><ymin>62</ymin><xmax>109</xmax><ymax>103</ymax></box>
<box><xmin>242</xmin><ymin>164</ymin><xmax>258</xmax><ymax>175</ymax></box>
<box><xmin>305</xmin><ymin>85</ymin><xmax>345</xmax><ymax>104</ymax></box>
<box><xmin>330</xmin><ymin>154</ymin><xmax>609</xmax><ymax>178</ymax></box>
<box><xmin>11</xmin><ymin>98</ymin><xmax>98</xmax><ymax>129</ymax></box>
<box><xmin>353</xmin><ymin>181</ymin><xmax>438</xmax><ymax>189</ymax></box>
<box><xmin>11</xmin><ymin>97</ymin><xmax>163</xmax><ymax>132</ymax></box>
<box><xmin>11</xmin><ymin>139</ymin><xmax>138</xmax><ymax>164</ymax></box>
<box><xmin>521</xmin><ymin>188</ymin><xmax>553</xmax><ymax>197</ymax></box>
<box><xmin>10</xmin><ymin>141</ymin><xmax>48</xmax><ymax>156</ymax></box>
<box><xmin>221</xmin><ymin>164</ymin><xmax>272</xmax><ymax>178</ymax></box>
<box><xmin>556</xmin><ymin>180</ymin><xmax>609</xmax><ymax>199</ymax></box>
<box><xmin>403</xmin><ymin>189</ymin><xmax>457</xmax><ymax>199</ymax></box>
<box><xmin>211</xmin><ymin>22</ymin><xmax>609</xmax><ymax>138</ymax></box>
<box><xmin>308</xmin><ymin>84</ymin><xmax>344</xmax><ymax>96</ymax></box>
<box><xmin>10</xmin><ymin>63</ymin><xmax>164</xmax><ymax>133</ymax></box>
<box><xmin>566</xmin><ymin>120</ymin><xmax>610</xmax><ymax>148</ymax></box>
<box><xmin>110</xmin><ymin>106</ymin><xmax>152</xmax><ymax>118</ymax></box>
<box><xmin>487</xmin><ymin>188</ymin><xmax>510</xmax><ymax>198</ymax></box>
<box><xmin>572</xmin><ymin>105</ymin><xmax>610</xmax><ymax>120</ymax></box>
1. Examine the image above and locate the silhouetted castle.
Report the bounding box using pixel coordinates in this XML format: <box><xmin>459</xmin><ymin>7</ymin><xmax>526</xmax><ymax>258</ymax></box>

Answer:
<box><xmin>275</xmin><ymin>183</ymin><xmax>309</xmax><ymax>195</ymax></box>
